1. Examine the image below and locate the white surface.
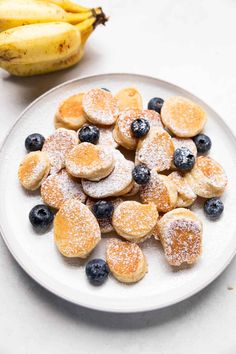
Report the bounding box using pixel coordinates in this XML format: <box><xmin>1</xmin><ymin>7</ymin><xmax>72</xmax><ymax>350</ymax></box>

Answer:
<box><xmin>0</xmin><ymin>0</ymin><xmax>236</xmax><ymax>352</ymax></box>
<box><xmin>1</xmin><ymin>73</ymin><xmax>236</xmax><ymax>313</ymax></box>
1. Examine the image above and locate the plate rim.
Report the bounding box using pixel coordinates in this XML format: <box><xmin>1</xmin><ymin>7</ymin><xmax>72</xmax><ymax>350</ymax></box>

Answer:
<box><xmin>1</xmin><ymin>72</ymin><xmax>236</xmax><ymax>313</ymax></box>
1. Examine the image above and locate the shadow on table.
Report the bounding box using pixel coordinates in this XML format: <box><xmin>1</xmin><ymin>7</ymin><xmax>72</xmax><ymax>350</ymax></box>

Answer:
<box><xmin>1</xmin><ymin>45</ymin><xmax>100</xmax><ymax>105</ymax></box>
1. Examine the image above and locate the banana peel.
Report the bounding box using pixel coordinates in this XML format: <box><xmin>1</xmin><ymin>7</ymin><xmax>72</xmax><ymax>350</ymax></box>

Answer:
<box><xmin>0</xmin><ymin>4</ymin><xmax>108</xmax><ymax>76</ymax></box>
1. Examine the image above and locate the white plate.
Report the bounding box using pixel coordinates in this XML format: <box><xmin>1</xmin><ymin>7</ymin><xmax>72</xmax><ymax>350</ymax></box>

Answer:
<box><xmin>0</xmin><ymin>73</ymin><xmax>236</xmax><ymax>313</ymax></box>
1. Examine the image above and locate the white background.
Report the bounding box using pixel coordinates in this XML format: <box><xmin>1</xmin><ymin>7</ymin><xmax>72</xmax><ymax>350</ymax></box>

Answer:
<box><xmin>0</xmin><ymin>0</ymin><xmax>236</xmax><ymax>353</ymax></box>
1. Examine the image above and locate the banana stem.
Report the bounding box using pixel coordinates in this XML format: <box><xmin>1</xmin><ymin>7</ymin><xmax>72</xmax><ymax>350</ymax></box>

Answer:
<box><xmin>75</xmin><ymin>7</ymin><xmax>107</xmax><ymax>32</ymax></box>
<box><xmin>92</xmin><ymin>7</ymin><xmax>108</xmax><ymax>28</ymax></box>
<box><xmin>75</xmin><ymin>7</ymin><xmax>108</xmax><ymax>43</ymax></box>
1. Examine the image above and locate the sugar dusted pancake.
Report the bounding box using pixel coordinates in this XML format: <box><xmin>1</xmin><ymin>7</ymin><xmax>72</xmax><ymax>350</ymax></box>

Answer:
<box><xmin>161</xmin><ymin>96</ymin><xmax>207</xmax><ymax>137</ymax></box>
<box><xmin>140</xmin><ymin>170</ymin><xmax>177</xmax><ymax>213</ymax></box>
<box><xmin>41</xmin><ymin>169</ymin><xmax>86</xmax><ymax>209</ymax></box>
<box><xmin>54</xmin><ymin>93</ymin><xmax>88</xmax><ymax>130</ymax></box>
<box><xmin>106</xmin><ymin>238</ymin><xmax>147</xmax><ymax>283</ymax></box>
<box><xmin>157</xmin><ymin>208</ymin><xmax>202</xmax><ymax>266</ymax></box>
<box><xmin>42</xmin><ymin>128</ymin><xmax>78</xmax><ymax>174</ymax></box>
<box><xmin>54</xmin><ymin>199</ymin><xmax>101</xmax><ymax>258</ymax></box>
<box><xmin>82</xmin><ymin>88</ymin><xmax>119</xmax><ymax>125</ymax></box>
<box><xmin>97</xmin><ymin>125</ymin><xmax>119</xmax><ymax>149</ymax></box>
<box><xmin>115</xmin><ymin>87</ymin><xmax>143</xmax><ymax>111</ymax></box>
<box><xmin>125</xmin><ymin>182</ymin><xmax>140</xmax><ymax>197</ymax></box>
<box><xmin>82</xmin><ymin>150</ymin><xmax>134</xmax><ymax>198</ymax></box>
<box><xmin>114</xmin><ymin>108</ymin><xmax>142</xmax><ymax>150</ymax></box>
<box><xmin>136</xmin><ymin>127</ymin><xmax>174</xmax><ymax>171</ymax></box>
<box><xmin>142</xmin><ymin>109</ymin><xmax>163</xmax><ymax>128</ymax></box>
<box><xmin>186</xmin><ymin>156</ymin><xmax>227</xmax><ymax>198</ymax></box>
<box><xmin>112</xmin><ymin>201</ymin><xmax>158</xmax><ymax>242</ymax></box>
<box><xmin>65</xmin><ymin>142</ymin><xmax>114</xmax><ymax>181</ymax></box>
<box><xmin>18</xmin><ymin>151</ymin><xmax>50</xmax><ymax>191</ymax></box>
<box><xmin>169</xmin><ymin>171</ymin><xmax>197</xmax><ymax>207</ymax></box>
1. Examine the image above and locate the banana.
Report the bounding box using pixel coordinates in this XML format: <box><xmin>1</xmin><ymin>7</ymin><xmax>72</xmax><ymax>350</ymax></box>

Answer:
<box><xmin>0</xmin><ymin>8</ymin><xmax>107</xmax><ymax>76</ymax></box>
<box><xmin>0</xmin><ymin>0</ymin><xmax>95</xmax><ymax>31</ymax></box>
<box><xmin>44</xmin><ymin>0</ymin><xmax>90</xmax><ymax>13</ymax></box>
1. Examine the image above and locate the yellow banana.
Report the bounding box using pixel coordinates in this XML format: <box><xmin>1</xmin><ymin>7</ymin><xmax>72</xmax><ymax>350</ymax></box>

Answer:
<box><xmin>44</xmin><ymin>0</ymin><xmax>90</xmax><ymax>13</ymax></box>
<box><xmin>0</xmin><ymin>0</ymin><xmax>95</xmax><ymax>31</ymax></box>
<box><xmin>0</xmin><ymin>8</ymin><xmax>107</xmax><ymax>76</ymax></box>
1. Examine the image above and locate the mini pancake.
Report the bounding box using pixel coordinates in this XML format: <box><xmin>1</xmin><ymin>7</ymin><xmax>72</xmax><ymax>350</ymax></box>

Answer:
<box><xmin>157</xmin><ymin>208</ymin><xmax>202</xmax><ymax>266</ymax></box>
<box><xmin>106</xmin><ymin>238</ymin><xmax>147</xmax><ymax>283</ymax></box>
<box><xmin>114</xmin><ymin>109</ymin><xmax>142</xmax><ymax>150</ymax></box>
<box><xmin>125</xmin><ymin>182</ymin><xmax>140</xmax><ymax>197</ymax></box>
<box><xmin>136</xmin><ymin>127</ymin><xmax>174</xmax><ymax>171</ymax></box>
<box><xmin>18</xmin><ymin>151</ymin><xmax>50</xmax><ymax>191</ymax></box>
<box><xmin>65</xmin><ymin>142</ymin><xmax>114</xmax><ymax>181</ymax></box>
<box><xmin>82</xmin><ymin>150</ymin><xmax>134</xmax><ymax>198</ymax></box>
<box><xmin>168</xmin><ymin>171</ymin><xmax>197</xmax><ymax>207</ymax></box>
<box><xmin>171</xmin><ymin>137</ymin><xmax>197</xmax><ymax>169</ymax></box>
<box><xmin>82</xmin><ymin>88</ymin><xmax>119</xmax><ymax>126</ymax></box>
<box><xmin>112</xmin><ymin>201</ymin><xmax>158</xmax><ymax>242</ymax></box>
<box><xmin>161</xmin><ymin>96</ymin><xmax>207</xmax><ymax>137</ymax></box>
<box><xmin>140</xmin><ymin>170</ymin><xmax>178</xmax><ymax>213</ymax></box>
<box><xmin>115</xmin><ymin>87</ymin><xmax>143</xmax><ymax>111</ymax></box>
<box><xmin>54</xmin><ymin>93</ymin><xmax>88</xmax><ymax>130</ymax></box>
<box><xmin>142</xmin><ymin>109</ymin><xmax>164</xmax><ymax>128</ymax></box>
<box><xmin>41</xmin><ymin>169</ymin><xmax>86</xmax><ymax>209</ymax></box>
<box><xmin>42</xmin><ymin>128</ymin><xmax>78</xmax><ymax>174</ymax></box>
<box><xmin>86</xmin><ymin>197</ymin><xmax>123</xmax><ymax>233</ymax></box>
<box><xmin>185</xmin><ymin>156</ymin><xmax>227</xmax><ymax>198</ymax></box>
<box><xmin>98</xmin><ymin>125</ymin><xmax>119</xmax><ymax>149</ymax></box>
<box><xmin>54</xmin><ymin>199</ymin><xmax>101</xmax><ymax>258</ymax></box>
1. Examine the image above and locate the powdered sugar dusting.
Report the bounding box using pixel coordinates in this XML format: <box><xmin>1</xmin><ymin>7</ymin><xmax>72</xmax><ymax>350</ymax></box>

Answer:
<box><xmin>161</xmin><ymin>96</ymin><xmax>206</xmax><ymax>137</ymax></box>
<box><xmin>42</xmin><ymin>128</ymin><xmax>78</xmax><ymax>174</ymax></box>
<box><xmin>168</xmin><ymin>171</ymin><xmax>196</xmax><ymax>207</ymax></box>
<box><xmin>140</xmin><ymin>170</ymin><xmax>176</xmax><ymax>212</ymax></box>
<box><xmin>18</xmin><ymin>152</ymin><xmax>49</xmax><ymax>189</ymax></box>
<box><xmin>162</xmin><ymin>217</ymin><xmax>202</xmax><ymax>266</ymax></box>
<box><xmin>106</xmin><ymin>239</ymin><xmax>143</xmax><ymax>274</ymax></box>
<box><xmin>82</xmin><ymin>88</ymin><xmax>119</xmax><ymax>125</ymax></box>
<box><xmin>113</xmin><ymin>201</ymin><xmax>157</xmax><ymax>238</ymax></box>
<box><xmin>54</xmin><ymin>199</ymin><xmax>101</xmax><ymax>258</ymax></box>
<box><xmin>65</xmin><ymin>143</ymin><xmax>114</xmax><ymax>178</ymax></box>
<box><xmin>82</xmin><ymin>150</ymin><xmax>134</xmax><ymax>198</ymax></box>
<box><xmin>41</xmin><ymin>169</ymin><xmax>86</xmax><ymax>209</ymax></box>
<box><xmin>116</xmin><ymin>109</ymin><xmax>141</xmax><ymax>148</ymax></box>
<box><xmin>98</xmin><ymin>126</ymin><xmax>119</xmax><ymax>149</ymax></box>
<box><xmin>142</xmin><ymin>109</ymin><xmax>164</xmax><ymax>128</ymax></box>
<box><xmin>197</xmin><ymin>156</ymin><xmax>227</xmax><ymax>189</ymax></box>
<box><xmin>136</xmin><ymin>128</ymin><xmax>174</xmax><ymax>171</ymax></box>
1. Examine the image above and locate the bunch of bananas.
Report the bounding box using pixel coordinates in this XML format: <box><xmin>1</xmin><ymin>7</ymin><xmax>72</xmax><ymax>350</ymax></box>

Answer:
<box><xmin>0</xmin><ymin>0</ymin><xmax>107</xmax><ymax>76</ymax></box>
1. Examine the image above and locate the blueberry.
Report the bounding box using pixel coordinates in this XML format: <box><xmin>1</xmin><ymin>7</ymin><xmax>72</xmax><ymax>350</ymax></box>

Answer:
<box><xmin>25</xmin><ymin>133</ymin><xmax>45</xmax><ymax>152</ymax></box>
<box><xmin>101</xmin><ymin>88</ymin><xmax>110</xmax><ymax>92</ymax></box>
<box><xmin>86</xmin><ymin>259</ymin><xmax>110</xmax><ymax>285</ymax></box>
<box><xmin>79</xmin><ymin>125</ymin><xmax>100</xmax><ymax>144</ymax></box>
<box><xmin>132</xmin><ymin>164</ymin><xmax>151</xmax><ymax>185</ymax></box>
<box><xmin>131</xmin><ymin>118</ymin><xmax>150</xmax><ymax>138</ymax></box>
<box><xmin>92</xmin><ymin>200</ymin><xmax>114</xmax><ymax>219</ymax></box>
<box><xmin>193</xmin><ymin>134</ymin><xmax>212</xmax><ymax>153</ymax></box>
<box><xmin>173</xmin><ymin>147</ymin><xmax>195</xmax><ymax>171</ymax></box>
<box><xmin>204</xmin><ymin>198</ymin><xmax>224</xmax><ymax>220</ymax></box>
<box><xmin>147</xmin><ymin>97</ymin><xmax>164</xmax><ymax>113</ymax></box>
<box><xmin>29</xmin><ymin>204</ymin><xmax>54</xmax><ymax>232</ymax></box>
